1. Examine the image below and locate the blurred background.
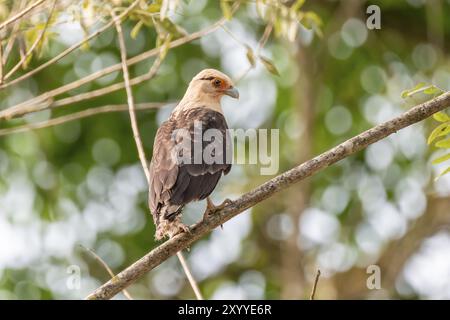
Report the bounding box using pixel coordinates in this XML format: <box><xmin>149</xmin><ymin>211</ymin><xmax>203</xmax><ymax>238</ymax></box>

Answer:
<box><xmin>0</xmin><ymin>0</ymin><xmax>450</xmax><ymax>299</ymax></box>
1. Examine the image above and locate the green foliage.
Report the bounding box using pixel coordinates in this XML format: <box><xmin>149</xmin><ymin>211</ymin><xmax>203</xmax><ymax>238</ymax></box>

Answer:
<box><xmin>429</xmin><ymin>117</ymin><xmax>450</xmax><ymax>178</ymax></box>
<box><xmin>220</xmin><ymin>0</ymin><xmax>233</xmax><ymax>21</ymax></box>
<box><xmin>245</xmin><ymin>46</ymin><xmax>256</xmax><ymax>67</ymax></box>
<box><xmin>401</xmin><ymin>83</ymin><xmax>443</xmax><ymax>99</ymax></box>
<box><xmin>404</xmin><ymin>83</ymin><xmax>450</xmax><ymax>178</ymax></box>
<box><xmin>259</xmin><ymin>55</ymin><xmax>280</xmax><ymax>76</ymax></box>
<box><xmin>253</xmin><ymin>0</ymin><xmax>322</xmax><ymax>41</ymax></box>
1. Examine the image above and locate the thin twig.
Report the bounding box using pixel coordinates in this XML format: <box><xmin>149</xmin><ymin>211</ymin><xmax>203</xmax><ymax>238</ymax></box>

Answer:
<box><xmin>176</xmin><ymin>251</ymin><xmax>204</xmax><ymax>300</ymax></box>
<box><xmin>233</xmin><ymin>23</ymin><xmax>273</xmax><ymax>84</ymax></box>
<box><xmin>0</xmin><ymin>0</ymin><xmax>46</xmax><ymax>31</ymax></box>
<box><xmin>2</xmin><ymin>0</ymin><xmax>25</xmax><ymax>66</ymax></box>
<box><xmin>85</xmin><ymin>92</ymin><xmax>450</xmax><ymax>300</ymax></box>
<box><xmin>2</xmin><ymin>28</ymin><xmax>19</xmax><ymax>66</ymax></box>
<box><xmin>0</xmin><ymin>102</ymin><xmax>165</xmax><ymax>137</ymax></box>
<box><xmin>52</xmin><ymin>61</ymin><xmax>163</xmax><ymax>109</ymax></box>
<box><xmin>80</xmin><ymin>245</ymin><xmax>133</xmax><ymax>300</ymax></box>
<box><xmin>258</xmin><ymin>23</ymin><xmax>273</xmax><ymax>52</ymax></box>
<box><xmin>4</xmin><ymin>0</ymin><xmax>58</xmax><ymax>80</ymax></box>
<box><xmin>0</xmin><ymin>44</ymin><xmax>3</xmax><ymax>84</ymax></box>
<box><xmin>112</xmin><ymin>9</ymin><xmax>150</xmax><ymax>181</ymax></box>
<box><xmin>220</xmin><ymin>25</ymin><xmax>247</xmax><ymax>47</ymax></box>
<box><xmin>310</xmin><ymin>269</ymin><xmax>321</xmax><ymax>300</ymax></box>
<box><xmin>0</xmin><ymin>17</ymin><xmax>228</xmax><ymax>120</ymax></box>
<box><xmin>0</xmin><ymin>0</ymin><xmax>141</xmax><ymax>90</ymax></box>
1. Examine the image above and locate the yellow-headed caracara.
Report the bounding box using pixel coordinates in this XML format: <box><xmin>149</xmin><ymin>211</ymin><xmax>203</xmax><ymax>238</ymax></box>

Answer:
<box><xmin>149</xmin><ymin>69</ymin><xmax>239</xmax><ymax>240</ymax></box>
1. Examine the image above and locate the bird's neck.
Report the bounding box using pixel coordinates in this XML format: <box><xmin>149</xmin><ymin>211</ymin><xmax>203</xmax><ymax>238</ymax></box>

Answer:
<box><xmin>172</xmin><ymin>90</ymin><xmax>223</xmax><ymax>117</ymax></box>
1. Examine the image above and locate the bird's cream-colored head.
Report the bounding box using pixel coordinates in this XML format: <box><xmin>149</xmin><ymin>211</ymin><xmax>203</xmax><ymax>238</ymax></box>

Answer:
<box><xmin>174</xmin><ymin>69</ymin><xmax>239</xmax><ymax>115</ymax></box>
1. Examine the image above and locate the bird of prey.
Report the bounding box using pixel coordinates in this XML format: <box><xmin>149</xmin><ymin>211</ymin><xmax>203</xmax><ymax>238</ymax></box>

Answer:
<box><xmin>148</xmin><ymin>69</ymin><xmax>239</xmax><ymax>240</ymax></box>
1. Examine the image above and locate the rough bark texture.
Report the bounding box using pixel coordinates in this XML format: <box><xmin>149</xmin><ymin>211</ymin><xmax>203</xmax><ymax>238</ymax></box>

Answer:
<box><xmin>86</xmin><ymin>91</ymin><xmax>450</xmax><ymax>300</ymax></box>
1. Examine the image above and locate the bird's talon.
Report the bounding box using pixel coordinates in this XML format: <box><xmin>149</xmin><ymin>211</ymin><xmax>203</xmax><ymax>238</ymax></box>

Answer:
<box><xmin>174</xmin><ymin>222</ymin><xmax>191</xmax><ymax>236</ymax></box>
<box><xmin>202</xmin><ymin>198</ymin><xmax>233</xmax><ymax>222</ymax></box>
<box><xmin>219</xmin><ymin>198</ymin><xmax>233</xmax><ymax>208</ymax></box>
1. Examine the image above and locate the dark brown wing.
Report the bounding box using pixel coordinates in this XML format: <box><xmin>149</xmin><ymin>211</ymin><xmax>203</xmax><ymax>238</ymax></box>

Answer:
<box><xmin>148</xmin><ymin>107</ymin><xmax>232</xmax><ymax>225</ymax></box>
<box><xmin>148</xmin><ymin>119</ymin><xmax>181</xmax><ymax>225</ymax></box>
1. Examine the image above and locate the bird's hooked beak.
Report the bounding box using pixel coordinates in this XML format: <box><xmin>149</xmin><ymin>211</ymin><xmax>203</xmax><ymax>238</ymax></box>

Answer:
<box><xmin>224</xmin><ymin>86</ymin><xmax>239</xmax><ymax>99</ymax></box>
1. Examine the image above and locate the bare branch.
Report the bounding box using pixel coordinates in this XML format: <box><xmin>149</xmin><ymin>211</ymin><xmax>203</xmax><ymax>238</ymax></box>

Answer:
<box><xmin>4</xmin><ymin>0</ymin><xmax>58</xmax><ymax>80</ymax></box>
<box><xmin>0</xmin><ymin>0</ymin><xmax>47</xmax><ymax>31</ymax></box>
<box><xmin>0</xmin><ymin>17</ymin><xmax>228</xmax><ymax>120</ymax></box>
<box><xmin>310</xmin><ymin>269</ymin><xmax>321</xmax><ymax>300</ymax></box>
<box><xmin>176</xmin><ymin>251</ymin><xmax>204</xmax><ymax>300</ymax></box>
<box><xmin>2</xmin><ymin>1</ymin><xmax>25</xmax><ymax>66</ymax></box>
<box><xmin>0</xmin><ymin>0</ymin><xmax>141</xmax><ymax>90</ymax></box>
<box><xmin>86</xmin><ymin>92</ymin><xmax>450</xmax><ymax>300</ymax></box>
<box><xmin>258</xmin><ymin>23</ymin><xmax>273</xmax><ymax>51</ymax></box>
<box><xmin>0</xmin><ymin>102</ymin><xmax>165</xmax><ymax>137</ymax></box>
<box><xmin>49</xmin><ymin>55</ymin><xmax>164</xmax><ymax>117</ymax></box>
<box><xmin>112</xmin><ymin>9</ymin><xmax>150</xmax><ymax>183</ymax></box>
<box><xmin>0</xmin><ymin>44</ymin><xmax>3</xmax><ymax>84</ymax></box>
<box><xmin>80</xmin><ymin>245</ymin><xmax>133</xmax><ymax>300</ymax></box>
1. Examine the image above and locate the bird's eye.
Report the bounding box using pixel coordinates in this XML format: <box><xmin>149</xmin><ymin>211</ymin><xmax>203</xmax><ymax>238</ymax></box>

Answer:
<box><xmin>213</xmin><ymin>79</ymin><xmax>221</xmax><ymax>87</ymax></box>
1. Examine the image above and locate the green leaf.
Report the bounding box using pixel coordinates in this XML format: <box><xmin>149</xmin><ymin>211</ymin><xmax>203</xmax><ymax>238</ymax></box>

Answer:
<box><xmin>428</xmin><ymin>122</ymin><xmax>450</xmax><ymax>145</ymax></box>
<box><xmin>433</xmin><ymin>111</ymin><xmax>450</xmax><ymax>123</ymax></box>
<box><xmin>220</xmin><ymin>0</ymin><xmax>232</xmax><ymax>21</ymax></box>
<box><xmin>157</xmin><ymin>18</ymin><xmax>188</xmax><ymax>39</ymax></box>
<box><xmin>436</xmin><ymin>166</ymin><xmax>450</xmax><ymax>180</ymax></box>
<box><xmin>435</xmin><ymin>138</ymin><xmax>450</xmax><ymax>149</ymax></box>
<box><xmin>259</xmin><ymin>56</ymin><xmax>280</xmax><ymax>76</ymax></box>
<box><xmin>401</xmin><ymin>82</ymin><xmax>426</xmax><ymax>98</ymax></box>
<box><xmin>245</xmin><ymin>46</ymin><xmax>256</xmax><ymax>68</ymax></box>
<box><xmin>130</xmin><ymin>20</ymin><xmax>144</xmax><ymax>39</ymax></box>
<box><xmin>299</xmin><ymin>11</ymin><xmax>323</xmax><ymax>37</ymax></box>
<box><xmin>147</xmin><ymin>3</ymin><xmax>161</xmax><ymax>13</ymax></box>
<box><xmin>291</xmin><ymin>0</ymin><xmax>306</xmax><ymax>12</ymax></box>
<box><xmin>432</xmin><ymin>153</ymin><xmax>450</xmax><ymax>165</ymax></box>
<box><xmin>423</xmin><ymin>85</ymin><xmax>443</xmax><ymax>95</ymax></box>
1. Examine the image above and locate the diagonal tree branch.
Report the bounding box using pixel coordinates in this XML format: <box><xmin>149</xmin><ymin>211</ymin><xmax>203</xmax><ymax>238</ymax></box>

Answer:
<box><xmin>49</xmin><ymin>56</ymin><xmax>164</xmax><ymax>111</ymax></box>
<box><xmin>0</xmin><ymin>44</ymin><xmax>3</xmax><ymax>84</ymax></box>
<box><xmin>0</xmin><ymin>102</ymin><xmax>166</xmax><ymax>137</ymax></box>
<box><xmin>0</xmin><ymin>0</ymin><xmax>47</xmax><ymax>31</ymax></box>
<box><xmin>1</xmin><ymin>0</ymin><xmax>26</xmax><ymax>67</ymax></box>
<box><xmin>112</xmin><ymin>9</ymin><xmax>151</xmax><ymax>181</ymax></box>
<box><xmin>86</xmin><ymin>92</ymin><xmax>450</xmax><ymax>300</ymax></box>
